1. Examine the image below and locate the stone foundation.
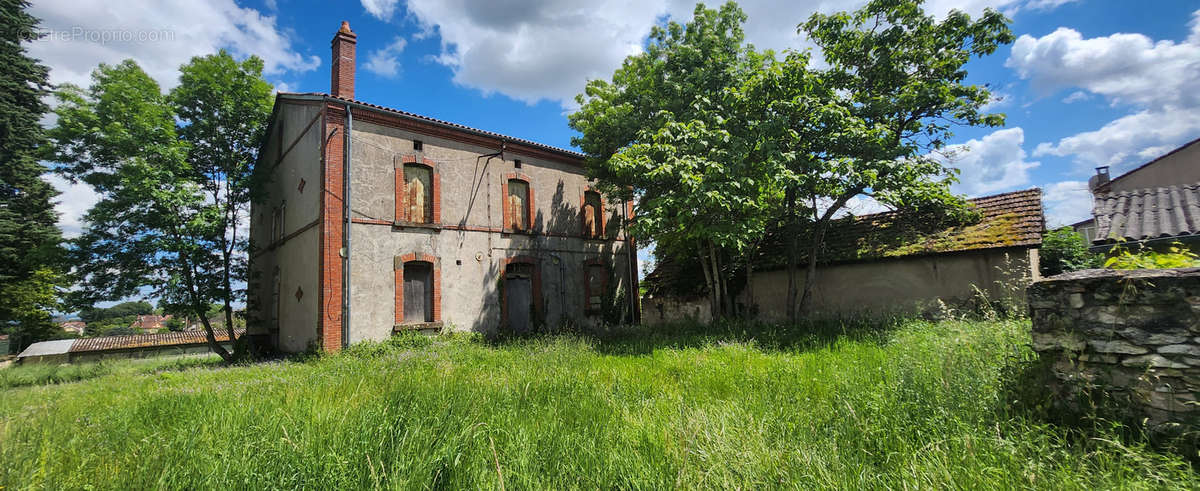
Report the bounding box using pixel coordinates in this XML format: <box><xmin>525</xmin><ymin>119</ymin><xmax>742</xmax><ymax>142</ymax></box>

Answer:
<box><xmin>1028</xmin><ymin>268</ymin><xmax>1200</xmax><ymax>430</ymax></box>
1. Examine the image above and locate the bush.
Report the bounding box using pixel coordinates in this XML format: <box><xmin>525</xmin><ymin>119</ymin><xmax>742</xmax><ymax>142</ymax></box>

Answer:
<box><xmin>1040</xmin><ymin>227</ymin><xmax>1102</xmax><ymax>276</ymax></box>
<box><xmin>1105</xmin><ymin>241</ymin><xmax>1200</xmax><ymax>270</ymax></box>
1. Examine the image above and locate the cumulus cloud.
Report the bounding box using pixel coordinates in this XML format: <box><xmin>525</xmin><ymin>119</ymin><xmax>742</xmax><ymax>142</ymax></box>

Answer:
<box><xmin>364</xmin><ymin>36</ymin><xmax>408</xmax><ymax>78</ymax></box>
<box><xmin>43</xmin><ymin>174</ymin><xmax>100</xmax><ymax>238</ymax></box>
<box><xmin>367</xmin><ymin>0</ymin><xmax>1057</xmax><ymax>108</ymax></box>
<box><xmin>1034</xmin><ymin>107</ymin><xmax>1200</xmax><ymax>173</ymax></box>
<box><xmin>26</xmin><ymin>0</ymin><xmax>321</xmax><ymax>90</ymax></box>
<box><xmin>939</xmin><ymin>127</ymin><xmax>1040</xmax><ymax>196</ymax></box>
<box><xmin>1008</xmin><ymin>10</ymin><xmax>1200</xmax><ymax>173</ymax></box>
<box><xmin>1041</xmin><ymin>180</ymin><xmax>1093</xmax><ymax>227</ymax></box>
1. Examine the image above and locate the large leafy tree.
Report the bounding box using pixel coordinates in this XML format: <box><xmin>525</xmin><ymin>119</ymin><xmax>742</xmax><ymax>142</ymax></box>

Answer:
<box><xmin>0</xmin><ymin>0</ymin><xmax>65</xmax><ymax>352</ymax></box>
<box><xmin>778</xmin><ymin>0</ymin><xmax>1014</xmax><ymax>316</ymax></box>
<box><xmin>569</xmin><ymin>2</ymin><xmax>778</xmax><ymax>319</ymax></box>
<box><xmin>47</xmin><ymin>51</ymin><xmax>272</xmax><ymax>362</ymax></box>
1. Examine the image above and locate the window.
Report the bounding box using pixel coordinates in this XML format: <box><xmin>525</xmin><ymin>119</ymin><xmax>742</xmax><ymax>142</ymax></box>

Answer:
<box><xmin>271</xmin><ymin>203</ymin><xmax>285</xmax><ymax>244</ymax></box>
<box><xmin>507</xmin><ymin>179</ymin><xmax>530</xmax><ymax>231</ymax></box>
<box><xmin>413</xmin><ymin>139</ymin><xmax>423</xmax><ymax>151</ymax></box>
<box><xmin>585</xmin><ymin>262</ymin><xmax>607</xmax><ymax>314</ymax></box>
<box><xmin>514</xmin><ymin>159</ymin><xmax>522</xmax><ymax>169</ymax></box>
<box><xmin>403</xmin><ymin>261</ymin><xmax>434</xmax><ymax>323</ymax></box>
<box><xmin>583</xmin><ymin>190</ymin><xmax>603</xmax><ymax>238</ymax></box>
<box><xmin>271</xmin><ymin>268</ymin><xmax>281</xmax><ymax>331</ymax></box>
<box><xmin>404</xmin><ymin>164</ymin><xmax>433</xmax><ymax>224</ymax></box>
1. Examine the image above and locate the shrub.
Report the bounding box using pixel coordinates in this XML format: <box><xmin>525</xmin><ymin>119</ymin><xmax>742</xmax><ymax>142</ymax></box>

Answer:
<box><xmin>1039</xmin><ymin>226</ymin><xmax>1102</xmax><ymax>276</ymax></box>
<box><xmin>1105</xmin><ymin>241</ymin><xmax>1200</xmax><ymax>270</ymax></box>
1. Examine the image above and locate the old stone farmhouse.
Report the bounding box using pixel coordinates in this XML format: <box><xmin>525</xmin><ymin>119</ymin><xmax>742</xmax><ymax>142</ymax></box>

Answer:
<box><xmin>644</xmin><ymin>189</ymin><xmax>1045</xmax><ymax>322</ymax></box>
<box><xmin>248</xmin><ymin>23</ymin><xmax>638</xmax><ymax>352</ymax></box>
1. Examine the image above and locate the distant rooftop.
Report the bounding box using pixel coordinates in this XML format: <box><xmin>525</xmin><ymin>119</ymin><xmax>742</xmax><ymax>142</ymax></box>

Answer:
<box><xmin>18</xmin><ymin>329</ymin><xmax>243</xmax><ymax>359</ymax></box>
<box><xmin>1093</xmin><ymin>183</ymin><xmax>1200</xmax><ymax>244</ymax></box>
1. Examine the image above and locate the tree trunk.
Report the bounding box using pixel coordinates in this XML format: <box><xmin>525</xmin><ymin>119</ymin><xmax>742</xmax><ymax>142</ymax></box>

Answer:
<box><xmin>698</xmin><ymin>246</ymin><xmax>718</xmax><ymax>322</ymax></box>
<box><xmin>785</xmin><ymin>189</ymin><xmax>800</xmax><ymax>323</ymax></box>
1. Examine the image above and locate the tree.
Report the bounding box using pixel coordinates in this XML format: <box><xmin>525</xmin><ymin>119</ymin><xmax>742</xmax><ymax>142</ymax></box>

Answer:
<box><xmin>569</xmin><ymin>2</ymin><xmax>778</xmax><ymax>319</ymax></box>
<box><xmin>1039</xmin><ymin>226</ymin><xmax>1101</xmax><ymax>276</ymax></box>
<box><xmin>779</xmin><ymin>0</ymin><xmax>1014</xmax><ymax>316</ymax></box>
<box><xmin>47</xmin><ymin>51</ymin><xmax>273</xmax><ymax>362</ymax></box>
<box><xmin>79</xmin><ymin>300</ymin><xmax>154</xmax><ymax>324</ymax></box>
<box><xmin>0</xmin><ymin>0</ymin><xmax>66</xmax><ymax>352</ymax></box>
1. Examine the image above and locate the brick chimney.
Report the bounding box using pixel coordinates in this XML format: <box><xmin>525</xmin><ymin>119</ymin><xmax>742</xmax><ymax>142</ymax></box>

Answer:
<box><xmin>330</xmin><ymin>21</ymin><xmax>356</xmax><ymax>99</ymax></box>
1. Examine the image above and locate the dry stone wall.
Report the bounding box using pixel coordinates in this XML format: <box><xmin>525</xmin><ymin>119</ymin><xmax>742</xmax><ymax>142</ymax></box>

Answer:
<box><xmin>1028</xmin><ymin>268</ymin><xmax>1200</xmax><ymax>430</ymax></box>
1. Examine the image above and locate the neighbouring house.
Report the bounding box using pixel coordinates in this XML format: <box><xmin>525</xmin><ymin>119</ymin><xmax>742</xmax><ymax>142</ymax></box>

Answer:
<box><xmin>1090</xmin><ymin>184</ymin><xmax>1200</xmax><ymax>252</ymax></box>
<box><xmin>248</xmin><ymin>22</ymin><xmax>638</xmax><ymax>353</ymax></box>
<box><xmin>59</xmin><ymin>320</ymin><xmax>86</xmax><ymax>335</ymax></box>
<box><xmin>1073</xmin><ymin>136</ymin><xmax>1200</xmax><ymax>245</ymax></box>
<box><xmin>16</xmin><ymin>329</ymin><xmax>242</xmax><ymax>364</ymax></box>
<box><xmin>130</xmin><ymin>315</ymin><xmax>172</xmax><ymax>332</ymax></box>
<box><xmin>644</xmin><ymin>189</ymin><xmax>1045</xmax><ymax>323</ymax></box>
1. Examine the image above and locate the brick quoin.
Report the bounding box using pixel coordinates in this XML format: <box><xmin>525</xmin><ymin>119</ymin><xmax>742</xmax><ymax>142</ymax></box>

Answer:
<box><xmin>394</xmin><ymin>155</ymin><xmax>440</xmax><ymax>224</ymax></box>
<box><xmin>320</xmin><ymin>106</ymin><xmax>346</xmax><ymax>352</ymax></box>
<box><xmin>394</xmin><ymin>253</ymin><xmax>441</xmax><ymax>324</ymax></box>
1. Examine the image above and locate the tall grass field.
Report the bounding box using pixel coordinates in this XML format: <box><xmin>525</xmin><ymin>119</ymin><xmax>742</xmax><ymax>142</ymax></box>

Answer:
<box><xmin>1</xmin><ymin>318</ymin><xmax>1196</xmax><ymax>488</ymax></box>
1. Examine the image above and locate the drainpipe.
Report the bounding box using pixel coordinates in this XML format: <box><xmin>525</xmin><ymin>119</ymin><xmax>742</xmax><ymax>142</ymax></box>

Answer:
<box><xmin>623</xmin><ymin>199</ymin><xmax>638</xmax><ymax>324</ymax></box>
<box><xmin>342</xmin><ymin>103</ymin><xmax>352</xmax><ymax>348</ymax></box>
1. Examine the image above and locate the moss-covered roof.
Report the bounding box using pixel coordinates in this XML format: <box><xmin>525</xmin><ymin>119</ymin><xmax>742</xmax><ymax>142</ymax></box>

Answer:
<box><xmin>644</xmin><ymin>189</ymin><xmax>1044</xmax><ymax>296</ymax></box>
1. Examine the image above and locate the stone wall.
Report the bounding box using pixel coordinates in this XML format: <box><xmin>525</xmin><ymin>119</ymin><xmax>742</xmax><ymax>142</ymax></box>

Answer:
<box><xmin>1028</xmin><ymin>268</ymin><xmax>1200</xmax><ymax>430</ymax></box>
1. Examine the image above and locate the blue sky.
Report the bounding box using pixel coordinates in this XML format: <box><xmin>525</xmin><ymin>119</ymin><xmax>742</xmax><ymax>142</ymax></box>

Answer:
<box><xmin>24</xmin><ymin>0</ymin><xmax>1200</xmax><ymax>285</ymax></box>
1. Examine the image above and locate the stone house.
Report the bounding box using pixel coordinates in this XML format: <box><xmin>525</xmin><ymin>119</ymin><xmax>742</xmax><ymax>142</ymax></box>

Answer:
<box><xmin>644</xmin><ymin>189</ymin><xmax>1044</xmax><ymax>322</ymax></box>
<box><xmin>248</xmin><ymin>23</ymin><xmax>638</xmax><ymax>353</ymax></box>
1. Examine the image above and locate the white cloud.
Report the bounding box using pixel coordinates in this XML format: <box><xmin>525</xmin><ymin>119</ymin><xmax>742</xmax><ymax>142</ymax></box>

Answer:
<box><xmin>1009</xmin><ymin>10</ymin><xmax>1200</xmax><ymax>173</ymax></box>
<box><xmin>374</xmin><ymin>0</ymin><xmax>1053</xmax><ymax>108</ymax></box>
<box><xmin>26</xmin><ymin>0</ymin><xmax>320</xmax><ymax>90</ymax></box>
<box><xmin>362</xmin><ymin>0</ymin><xmax>401</xmax><ymax>20</ymax></box>
<box><xmin>364</xmin><ymin>36</ymin><xmax>408</xmax><ymax>78</ymax></box>
<box><xmin>940</xmin><ymin>127</ymin><xmax>1040</xmax><ymax>196</ymax></box>
<box><xmin>1061</xmin><ymin>91</ymin><xmax>1089</xmax><ymax>104</ymax></box>
<box><xmin>1041</xmin><ymin>180</ymin><xmax>1092</xmax><ymax>227</ymax></box>
<box><xmin>1006</xmin><ymin>17</ymin><xmax>1200</xmax><ymax>110</ymax></box>
<box><xmin>43</xmin><ymin>174</ymin><xmax>100</xmax><ymax>238</ymax></box>
<box><xmin>1034</xmin><ymin>107</ymin><xmax>1200</xmax><ymax>174</ymax></box>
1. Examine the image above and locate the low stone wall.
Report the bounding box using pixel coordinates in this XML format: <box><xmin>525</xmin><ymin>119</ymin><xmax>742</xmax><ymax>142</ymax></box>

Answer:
<box><xmin>1028</xmin><ymin>268</ymin><xmax>1200</xmax><ymax>429</ymax></box>
<box><xmin>641</xmin><ymin>295</ymin><xmax>712</xmax><ymax>326</ymax></box>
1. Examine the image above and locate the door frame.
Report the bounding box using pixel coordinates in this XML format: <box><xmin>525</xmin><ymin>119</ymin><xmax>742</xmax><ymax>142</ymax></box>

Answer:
<box><xmin>501</xmin><ymin>255</ymin><xmax>542</xmax><ymax>330</ymax></box>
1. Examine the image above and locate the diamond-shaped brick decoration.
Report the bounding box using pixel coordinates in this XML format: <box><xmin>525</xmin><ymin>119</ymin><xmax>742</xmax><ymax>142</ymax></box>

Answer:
<box><xmin>297</xmin><ymin>178</ymin><xmax>306</xmax><ymax>193</ymax></box>
<box><xmin>295</xmin><ymin>286</ymin><xmax>304</xmax><ymax>301</ymax></box>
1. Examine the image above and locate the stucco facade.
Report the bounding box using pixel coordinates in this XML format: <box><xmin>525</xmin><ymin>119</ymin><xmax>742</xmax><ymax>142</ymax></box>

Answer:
<box><xmin>1094</xmin><ymin>137</ymin><xmax>1200</xmax><ymax>194</ymax></box>
<box><xmin>248</xmin><ymin>23</ymin><xmax>637</xmax><ymax>353</ymax></box>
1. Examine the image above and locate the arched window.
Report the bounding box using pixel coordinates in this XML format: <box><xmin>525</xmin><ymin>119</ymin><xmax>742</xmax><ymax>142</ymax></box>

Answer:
<box><xmin>404</xmin><ymin>163</ymin><xmax>433</xmax><ymax>224</ymax></box>
<box><xmin>506</xmin><ymin>178</ymin><xmax>530</xmax><ymax>232</ymax></box>
<box><xmin>582</xmin><ymin>190</ymin><xmax>603</xmax><ymax>238</ymax></box>
<box><xmin>395</xmin><ymin>156</ymin><xmax>439</xmax><ymax>225</ymax></box>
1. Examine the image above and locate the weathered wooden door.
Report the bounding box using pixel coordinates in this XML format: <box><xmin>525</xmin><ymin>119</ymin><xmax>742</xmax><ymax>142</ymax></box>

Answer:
<box><xmin>404</xmin><ymin>262</ymin><xmax>433</xmax><ymax>323</ymax></box>
<box><xmin>505</xmin><ymin>265</ymin><xmax>533</xmax><ymax>333</ymax></box>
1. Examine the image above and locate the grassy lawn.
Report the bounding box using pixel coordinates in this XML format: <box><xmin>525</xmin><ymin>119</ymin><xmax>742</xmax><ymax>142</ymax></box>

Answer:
<box><xmin>0</xmin><ymin>318</ymin><xmax>1195</xmax><ymax>489</ymax></box>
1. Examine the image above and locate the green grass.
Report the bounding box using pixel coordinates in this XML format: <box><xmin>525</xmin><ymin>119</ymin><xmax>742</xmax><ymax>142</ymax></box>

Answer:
<box><xmin>0</xmin><ymin>318</ymin><xmax>1195</xmax><ymax>489</ymax></box>
<box><xmin>0</xmin><ymin>353</ymin><xmax>223</xmax><ymax>389</ymax></box>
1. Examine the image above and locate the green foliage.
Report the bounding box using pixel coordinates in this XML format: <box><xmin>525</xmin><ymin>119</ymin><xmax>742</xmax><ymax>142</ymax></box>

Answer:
<box><xmin>79</xmin><ymin>300</ymin><xmax>154</xmax><ymax>323</ymax></box>
<box><xmin>46</xmin><ymin>51</ymin><xmax>273</xmax><ymax>361</ymax></box>
<box><xmin>1039</xmin><ymin>226</ymin><xmax>1102</xmax><ymax>276</ymax></box>
<box><xmin>1</xmin><ymin>319</ymin><xmax>1196</xmax><ymax>488</ymax></box>
<box><xmin>1104</xmin><ymin>242</ymin><xmax>1200</xmax><ymax>270</ymax></box>
<box><xmin>0</xmin><ymin>0</ymin><xmax>66</xmax><ymax>351</ymax></box>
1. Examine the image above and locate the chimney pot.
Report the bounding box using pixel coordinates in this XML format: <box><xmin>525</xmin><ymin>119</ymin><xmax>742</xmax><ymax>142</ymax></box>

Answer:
<box><xmin>331</xmin><ymin>21</ymin><xmax>357</xmax><ymax>99</ymax></box>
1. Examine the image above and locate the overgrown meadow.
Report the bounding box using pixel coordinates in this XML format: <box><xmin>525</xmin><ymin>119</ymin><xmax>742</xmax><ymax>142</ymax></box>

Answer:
<box><xmin>1</xmin><ymin>318</ymin><xmax>1196</xmax><ymax>489</ymax></box>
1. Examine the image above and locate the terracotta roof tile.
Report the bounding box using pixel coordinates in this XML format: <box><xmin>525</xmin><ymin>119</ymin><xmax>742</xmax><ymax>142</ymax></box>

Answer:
<box><xmin>70</xmin><ymin>329</ymin><xmax>243</xmax><ymax>353</ymax></box>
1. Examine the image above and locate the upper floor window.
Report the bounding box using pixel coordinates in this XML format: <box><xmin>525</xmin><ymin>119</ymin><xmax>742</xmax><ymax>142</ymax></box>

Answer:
<box><xmin>583</xmin><ymin>190</ymin><xmax>603</xmax><ymax>238</ymax></box>
<box><xmin>404</xmin><ymin>163</ymin><xmax>433</xmax><ymax>224</ymax></box>
<box><xmin>271</xmin><ymin>203</ymin><xmax>285</xmax><ymax>244</ymax></box>
<box><xmin>507</xmin><ymin>178</ymin><xmax>530</xmax><ymax>231</ymax></box>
